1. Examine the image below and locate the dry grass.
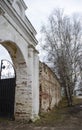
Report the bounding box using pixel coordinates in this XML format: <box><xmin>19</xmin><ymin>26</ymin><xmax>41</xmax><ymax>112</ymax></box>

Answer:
<box><xmin>33</xmin><ymin>97</ymin><xmax>82</xmax><ymax>127</ymax></box>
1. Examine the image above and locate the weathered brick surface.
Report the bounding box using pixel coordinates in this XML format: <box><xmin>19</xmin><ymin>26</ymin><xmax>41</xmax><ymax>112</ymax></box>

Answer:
<box><xmin>39</xmin><ymin>62</ymin><xmax>61</xmax><ymax>112</ymax></box>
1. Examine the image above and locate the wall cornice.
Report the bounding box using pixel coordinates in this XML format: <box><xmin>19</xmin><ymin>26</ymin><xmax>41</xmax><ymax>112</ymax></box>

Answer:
<box><xmin>20</xmin><ymin>0</ymin><xmax>27</xmax><ymax>10</ymax></box>
<box><xmin>0</xmin><ymin>0</ymin><xmax>38</xmax><ymax>46</ymax></box>
<box><xmin>0</xmin><ymin>6</ymin><xmax>5</xmax><ymax>15</ymax></box>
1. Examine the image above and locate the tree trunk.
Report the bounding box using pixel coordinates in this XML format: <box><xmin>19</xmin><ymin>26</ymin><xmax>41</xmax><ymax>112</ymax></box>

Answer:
<box><xmin>64</xmin><ymin>86</ymin><xmax>73</xmax><ymax>106</ymax></box>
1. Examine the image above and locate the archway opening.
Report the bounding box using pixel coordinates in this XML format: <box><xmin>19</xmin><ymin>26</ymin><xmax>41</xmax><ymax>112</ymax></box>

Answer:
<box><xmin>0</xmin><ymin>45</ymin><xmax>16</xmax><ymax>119</ymax></box>
<box><xmin>0</xmin><ymin>41</ymin><xmax>28</xmax><ymax>119</ymax></box>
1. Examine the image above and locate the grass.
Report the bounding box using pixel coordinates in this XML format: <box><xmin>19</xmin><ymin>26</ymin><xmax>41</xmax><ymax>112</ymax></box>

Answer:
<box><xmin>33</xmin><ymin>97</ymin><xmax>82</xmax><ymax>126</ymax></box>
<box><xmin>73</xmin><ymin>96</ymin><xmax>82</xmax><ymax>105</ymax></box>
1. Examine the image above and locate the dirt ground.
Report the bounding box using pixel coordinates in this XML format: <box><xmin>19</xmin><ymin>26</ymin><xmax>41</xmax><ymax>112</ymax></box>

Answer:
<box><xmin>0</xmin><ymin>97</ymin><xmax>82</xmax><ymax>130</ymax></box>
<box><xmin>33</xmin><ymin>103</ymin><xmax>82</xmax><ymax>129</ymax></box>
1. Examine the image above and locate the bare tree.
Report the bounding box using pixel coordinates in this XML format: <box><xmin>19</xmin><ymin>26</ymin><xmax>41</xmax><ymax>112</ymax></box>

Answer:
<box><xmin>40</xmin><ymin>9</ymin><xmax>82</xmax><ymax>106</ymax></box>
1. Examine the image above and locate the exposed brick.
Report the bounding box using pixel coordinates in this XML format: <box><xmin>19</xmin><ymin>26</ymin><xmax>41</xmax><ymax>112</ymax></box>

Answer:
<box><xmin>39</xmin><ymin>62</ymin><xmax>61</xmax><ymax>113</ymax></box>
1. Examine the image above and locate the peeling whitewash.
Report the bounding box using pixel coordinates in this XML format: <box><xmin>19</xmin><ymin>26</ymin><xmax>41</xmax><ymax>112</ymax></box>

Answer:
<box><xmin>0</xmin><ymin>0</ymin><xmax>39</xmax><ymax>121</ymax></box>
<box><xmin>0</xmin><ymin>0</ymin><xmax>61</xmax><ymax>121</ymax></box>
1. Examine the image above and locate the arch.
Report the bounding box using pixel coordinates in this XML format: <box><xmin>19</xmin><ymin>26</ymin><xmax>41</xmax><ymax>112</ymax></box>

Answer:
<box><xmin>0</xmin><ymin>40</ymin><xmax>27</xmax><ymax>66</ymax></box>
<box><xmin>0</xmin><ymin>40</ymin><xmax>28</xmax><ymax>119</ymax></box>
<box><xmin>0</xmin><ymin>0</ymin><xmax>39</xmax><ymax>120</ymax></box>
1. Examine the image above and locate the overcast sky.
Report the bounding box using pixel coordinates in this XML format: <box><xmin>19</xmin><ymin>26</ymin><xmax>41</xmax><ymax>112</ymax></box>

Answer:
<box><xmin>24</xmin><ymin>0</ymin><xmax>82</xmax><ymax>35</ymax></box>
<box><xmin>23</xmin><ymin>0</ymin><xmax>82</xmax><ymax>60</ymax></box>
<box><xmin>1</xmin><ymin>0</ymin><xmax>82</xmax><ymax>62</ymax></box>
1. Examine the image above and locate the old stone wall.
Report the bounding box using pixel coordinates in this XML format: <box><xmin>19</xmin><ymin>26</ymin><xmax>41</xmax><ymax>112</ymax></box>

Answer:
<box><xmin>39</xmin><ymin>62</ymin><xmax>61</xmax><ymax>113</ymax></box>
